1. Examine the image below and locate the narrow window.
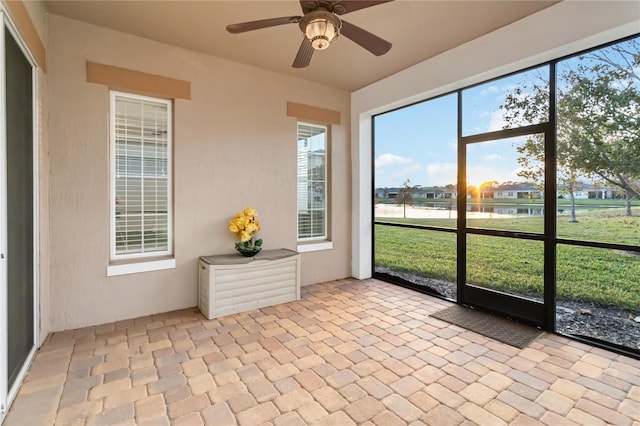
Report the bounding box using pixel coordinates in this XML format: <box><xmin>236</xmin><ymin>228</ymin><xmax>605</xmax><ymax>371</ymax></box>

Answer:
<box><xmin>297</xmin><ymin>122</ymin><xmax>328</xmax><ymax>241</ymax></box>
<box><xmin>110</xmin><ymin>92</ymin><xmax>172</xmax><ymax>260</ymax></box>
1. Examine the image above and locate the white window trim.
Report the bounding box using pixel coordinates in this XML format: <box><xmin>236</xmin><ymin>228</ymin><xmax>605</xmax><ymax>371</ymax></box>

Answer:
<box><xmin>109</xmin><ymin>91</ymin><xmax>173</xmax><ymax>265</ymax></box>
<box><xmin>297</xmin><ymin>121</ymin><xmax>329</xmax><ymax>242</ymax></box>
<box><xmin>297</xmin><ymin>241</ymin><xmax>333</xmax><ymax>253</ymax></box>
<box><xmin>107</xmin><ymin>258</ymin><xmax>176</xmax><ymax>276</ymax></box>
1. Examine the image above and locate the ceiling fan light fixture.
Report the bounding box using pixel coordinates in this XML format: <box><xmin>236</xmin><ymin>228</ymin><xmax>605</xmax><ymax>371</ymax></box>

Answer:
<box><xmin>227</xmin><ymin>0</ymin><xmax>393</xmax><ymax>69</ymax></box>
<box><xmin>303</xmin><ymin>12</ymin><xmax>341</xmax><ymax>50</ymax></box>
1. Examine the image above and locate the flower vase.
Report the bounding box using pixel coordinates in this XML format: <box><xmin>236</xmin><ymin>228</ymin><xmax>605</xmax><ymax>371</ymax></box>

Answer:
<box><xmin>236</xmin><ymin>246</ymin><xmax>262</xmax><ymax>257</ymax></box>
<box><xmin>235</xmin><ymin>239</ymin><xmax>263</xmax><ymax>257</ymax></box>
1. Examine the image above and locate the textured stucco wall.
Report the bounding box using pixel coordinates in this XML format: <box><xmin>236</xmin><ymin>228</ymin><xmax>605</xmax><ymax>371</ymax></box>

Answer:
<box><xmin>47</xmin><ymin>15</ymin><xmax>351</xmax><ymax>331</ymax></box>
<box><xmin>30</xmin><ymin>0</ymin><xmax>50</xmax><ymax>346</ymax></box>
<box><xmin>36</xmin><ymin>65</ymin><xmax>49</xmax><ymax>345</ymax></box>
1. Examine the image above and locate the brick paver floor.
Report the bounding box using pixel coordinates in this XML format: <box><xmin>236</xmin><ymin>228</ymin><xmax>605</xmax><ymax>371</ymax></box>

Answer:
<box><xmin>4</xmin><ymin>278</ymin><xmax>640</xmax><ymax>425</ymax></box>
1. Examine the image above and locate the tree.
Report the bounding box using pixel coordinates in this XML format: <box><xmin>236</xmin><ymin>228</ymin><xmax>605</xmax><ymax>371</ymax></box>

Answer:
<box><xmin>466</xmin><ymin>184</ymin><xmax>479</xmax><ymax>199</ymax></box>
<box><xmin>560</xmin><ymin>55</ymin><xmax>640</xmax><ymax>215</ymax></box>
<box><xmin>500</xmin><ymin>37</ymin><xmax>640</xmax><ymax>216</ymax></box>
<box><xmin>397</xmin><ymin>179</ymin><xmax>414</xmax><ymax>219</ymax></box>
<box><xmin>479</xmin><ymin>180</ymin><xmax>498</xmax><ymax>199</ymax></box>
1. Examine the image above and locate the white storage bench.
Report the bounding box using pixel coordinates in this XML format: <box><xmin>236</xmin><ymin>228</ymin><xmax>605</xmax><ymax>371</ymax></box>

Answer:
<box><xmin>198</xmin><ymin>248</ymin><xmax>301</xmax><ymax>320</ymax></box>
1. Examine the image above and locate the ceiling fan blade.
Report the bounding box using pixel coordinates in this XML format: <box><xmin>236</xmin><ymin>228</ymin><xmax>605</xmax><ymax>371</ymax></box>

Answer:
<box><xmin>292</xmin><ymin>37</ymin><xmax>314</xmax><ymax>68</ymax></box>
<box><xmin>226</xmin><ymin>16</ymin><xmax>301</xmax><ymax>34</ymax></box>
<box><xmin>340</xmin><ymin>20</ymin><xmax>391</xmax><ymax>56</ymax></box>
<box><xmin>332</xmin><ymin>0</ymin><xmax>393</xmax><ymax>15</ymax></box>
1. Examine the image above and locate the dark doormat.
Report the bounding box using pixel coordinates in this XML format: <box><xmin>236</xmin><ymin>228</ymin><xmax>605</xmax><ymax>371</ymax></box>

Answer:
<box><xmin>430</xmin><ymin>305</ymin><xmax>543</xmax><ymax>349</ymax></box>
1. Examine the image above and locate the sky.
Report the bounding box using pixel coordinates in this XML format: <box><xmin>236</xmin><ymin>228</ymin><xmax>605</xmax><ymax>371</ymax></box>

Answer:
<box><xmin>373</xmin><ymin>66</ymin><xmax>549</xmax><ymax>189</ymax></box>
<box><xmin>374</xmin><ymin>34</ymin><xmax>640</xmax><ymax>191</ymax></box>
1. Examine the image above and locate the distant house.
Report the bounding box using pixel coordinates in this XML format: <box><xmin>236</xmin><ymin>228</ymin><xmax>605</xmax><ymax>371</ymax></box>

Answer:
<box><xmin>556</xmin><ymin>183</ymin><xmax>623</xmax><ymax>200</ymax></box>
<box><xmin>443</xmin><ymin>189</ymin><xmax>457</xmax><ymax>199</ymax></box>
<box><xmin>573</xmin><ymin>189</ymin><xmax>589</xmax><ymax>199</ymax></box>
<box><xmin>479</xmin><ymin>188</ymin><xmax>495</xmax><ymax>199</ymax></box>
<box><xmin>375</xmin><ymin>187</ymin><xmax>409</xmax><ymax>199</ymax></box>
<box><xmin>419</xmin><ymin>186</ymin><xmax>445</xmax><ymax>199</ymax></box>
<box><xmin>375</xmin><ymin>187</ymin><xmax>396</xmax><ymax>199</ymax></box>
<box><xmin>557</xmin><ymin>182</ymin><xmax>589</xmax><ymax>199</ymax></box>
<box><xmin>375</xmin><ymin>186</ymin><xmax>457</xmax><ymax>200</ymax></box>
<box><xmin>494</xmin><ymin>184</ymin><xmax>541</xmax><ymax>199</ymax></box>
<box><xmin>411</xmin><ymin>187</ymin><xmax>427</xmax><ymax>199</ymax></box>
<box><xmin>588</xmin><ymin>185</ymin><xmax>621</xmax><ymax>200</ymax></box>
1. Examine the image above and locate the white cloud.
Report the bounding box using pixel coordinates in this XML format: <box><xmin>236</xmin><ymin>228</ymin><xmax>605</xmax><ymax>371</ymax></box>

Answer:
<box><xmin>425</xmin><ymin>163</ymin><xmax>457</xmax><ymax>186</ymax></box>
<box><xmin>375</xmin><ymin>153</ymin><xmax>425</xmax><ymax>187</ymax></box>
<box><xmin>502</xmin><ymin>83</ymin><xmax>519</xmax><ymax>93</ymax></box>
<box><xmin>482</xmin><ymin>154</ymin><xmax>503</xmax><ymax>161</ymax></box>
<box><xmin>392</xmin><ymin>163</ymin><xmax>423</xmax><ymax>178</ymax></box>
<box><xmin>487</xmin><ymin>109</ymin><xmax>507</xmax><ymax>132</ymax></box>
<box><xmin>375</xmin><ymin>153</ymin><xmax>413</xmax><ymax>168</ymax></box>
<box><xmin>480</xmin><ymin>85</ymin><xmax>500</xmax><ymax>96</ymax></box>
<box><xmin>509</xmin><ymin>167</ymin><xmax>526</xmax><ymax>180</ymax></box>
<box><xmin>466</xmin><ymin>165</ymin><xmax>522</xmax><ymax>186</ymax></box>
<box><xmin>509</xmin><ymin>164</ymin><xmax>543</xmax><ymax>183</ymax></box>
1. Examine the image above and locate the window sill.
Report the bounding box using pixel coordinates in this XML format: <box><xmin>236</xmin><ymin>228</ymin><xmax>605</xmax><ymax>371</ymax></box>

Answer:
<box><xmin>107</xmin><ymin>258</ymin><xmax>176</xmax><ymax>277</ymax></box>
<box><xmin>296</xmin><ymin>241</ymin><xmax>333</xmax><ymax>253</ymax></box>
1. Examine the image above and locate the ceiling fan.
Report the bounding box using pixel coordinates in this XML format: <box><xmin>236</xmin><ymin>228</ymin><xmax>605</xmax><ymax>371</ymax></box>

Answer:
<box><xmin>226</xmin><ymin>0</ymin><xmax>393</xmax><ymax>68</ymax></box>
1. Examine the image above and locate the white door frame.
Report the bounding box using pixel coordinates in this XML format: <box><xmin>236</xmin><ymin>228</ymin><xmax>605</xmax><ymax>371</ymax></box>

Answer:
<box><xmin>0</xmin><ymin>7</ymin><xmax>40</xmax><ymax>421</ymax></box>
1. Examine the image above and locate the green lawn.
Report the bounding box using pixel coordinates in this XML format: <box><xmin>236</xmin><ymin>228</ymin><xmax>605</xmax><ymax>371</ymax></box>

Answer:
<box><xmin>374</xmin><ymin>208</ymin><xmax>640</xmax><ymax>310</ymax></box>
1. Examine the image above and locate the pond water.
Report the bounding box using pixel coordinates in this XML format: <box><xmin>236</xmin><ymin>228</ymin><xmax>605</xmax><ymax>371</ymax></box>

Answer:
<box><xmin>429</xmin><ymin>202</ymin><xmax>619</xmax><ymax>216</ymax></box>
<box><xmin>375</xmin><ymin>202</ymin><xmax>624</xmax><ymax>219</ymax></box>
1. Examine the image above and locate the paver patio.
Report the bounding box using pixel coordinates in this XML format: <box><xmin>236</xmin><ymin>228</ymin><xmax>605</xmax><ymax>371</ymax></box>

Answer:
<box><xmin>4</xmin><ymin>278</ymin><xmax>640</xmax><ymax>425</ymax></box>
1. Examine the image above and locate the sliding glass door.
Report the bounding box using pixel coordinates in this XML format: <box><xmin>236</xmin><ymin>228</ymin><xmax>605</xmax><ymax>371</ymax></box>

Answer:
<box><xmin>5</xmin><ymin>24</ymin><xmax>34</xmax><ymax>390</ymax></box>
<box><xmin>1</xmin><ymin>12</ymin><xmax>37</xmax><ymax>418</ymax></box>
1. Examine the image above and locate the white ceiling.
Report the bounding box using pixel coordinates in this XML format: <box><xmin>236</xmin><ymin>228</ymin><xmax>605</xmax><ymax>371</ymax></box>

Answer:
<box><xmin>43</xmin><ymin>0</ymin><xmax>559</xmax><ymax>91</ymax></box>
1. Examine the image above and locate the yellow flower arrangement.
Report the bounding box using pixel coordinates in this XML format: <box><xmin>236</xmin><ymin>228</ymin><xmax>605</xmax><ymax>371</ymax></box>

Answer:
<box><xmin>228</xmin><ymin>207</ymin><xmax>263</xmax><ymax>253</ymax></box>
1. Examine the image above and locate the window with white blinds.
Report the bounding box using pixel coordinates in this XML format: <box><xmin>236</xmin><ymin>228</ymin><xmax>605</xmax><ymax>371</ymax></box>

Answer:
<box><xmin>297</xmin><ymin>122</ymin><xmax>328</xmax><ymax>240</ymax></box>
<box><xmin>110</xmin><ymin>92</ymin><xmax>172</xmax><ymax>260</ymax></box>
